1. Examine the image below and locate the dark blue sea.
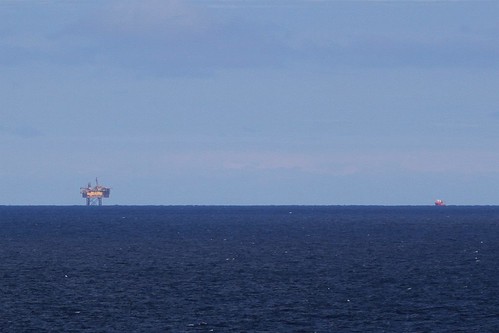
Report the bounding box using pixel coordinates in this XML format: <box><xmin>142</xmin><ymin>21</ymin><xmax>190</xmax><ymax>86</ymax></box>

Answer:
<box><xmin>1</xmin><ymin>206</ymin><xmax>499</xmax><ymax>332</ymax></box>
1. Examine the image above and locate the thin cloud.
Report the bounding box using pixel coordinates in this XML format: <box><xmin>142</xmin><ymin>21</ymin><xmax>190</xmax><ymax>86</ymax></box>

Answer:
<box><xmin>195</xmin><ymin>0</ymin><xmax>491</xmax><ymax>7</ymax></box>
<box><xmin>143</xmin><ymin>149</ymin><xmax>499</xmax><ymax>176</ymax></box>
<box><xmin>1</xmin><ymin>0</ymin><xmax>497</xmax><ymax>74</ymax></box>
<box><xmin>0</xmin><ymin>125</ymin><xmax>43</xmax><ymax>138</ymax></box>
<box><xmin>100</xmin><ymin>0</ymin><xmax>205</xmax><ymax>35</ymax></box>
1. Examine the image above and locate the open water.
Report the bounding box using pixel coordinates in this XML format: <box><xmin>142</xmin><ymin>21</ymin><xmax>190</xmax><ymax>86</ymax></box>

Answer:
<box><xmin>1</xmin><ymin>205</ymin><xmax>499</xmax><ymax>332</ymax></box>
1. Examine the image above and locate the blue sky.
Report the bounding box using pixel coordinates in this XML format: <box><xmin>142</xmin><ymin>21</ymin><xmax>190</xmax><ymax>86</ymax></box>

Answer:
<box><xmin>1</xmin><ymin>0</ymin><xmax>499</xmax><ymax>205</ymax></box>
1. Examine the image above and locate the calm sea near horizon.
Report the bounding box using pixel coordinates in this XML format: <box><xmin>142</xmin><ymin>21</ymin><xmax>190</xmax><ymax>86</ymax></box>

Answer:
<box><xmin>1</xmin><ymin>205</ymin><xmax>499</xmax><ymax>332</ymax></box>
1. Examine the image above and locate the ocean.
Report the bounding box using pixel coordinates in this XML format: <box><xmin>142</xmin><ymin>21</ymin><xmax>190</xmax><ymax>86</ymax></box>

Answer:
<box><xmin>1</xmin><ymin>206</ymin><xmax>498</xmax><ymax>332</ymax></box>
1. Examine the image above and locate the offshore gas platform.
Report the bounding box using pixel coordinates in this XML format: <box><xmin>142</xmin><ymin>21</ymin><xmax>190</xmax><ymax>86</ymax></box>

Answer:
<box><xmin>80</xmin><ymin>178</ymin><xmax>111</xmax><ymax>206</ymax></box>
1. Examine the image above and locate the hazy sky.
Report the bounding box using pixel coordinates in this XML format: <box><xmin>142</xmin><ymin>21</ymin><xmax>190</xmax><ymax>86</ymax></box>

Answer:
<box><xmin>1</xmin><ymin>0</ymin><xmax>499</xmax><ymax>205</ymax></box>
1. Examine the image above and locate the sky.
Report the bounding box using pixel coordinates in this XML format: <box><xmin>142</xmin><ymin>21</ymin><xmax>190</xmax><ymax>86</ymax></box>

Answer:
<box><xmin>1</xmin><ymin>0</ymin><xmax>499</xmax><ymax>205</ymax></box>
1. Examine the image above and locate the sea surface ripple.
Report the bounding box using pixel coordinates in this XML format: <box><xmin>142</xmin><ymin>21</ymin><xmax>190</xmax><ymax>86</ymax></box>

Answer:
<box><xmin>1</xmin><ymin>206</ymin><xmax>499</xmax><ymax>332</ymax></box>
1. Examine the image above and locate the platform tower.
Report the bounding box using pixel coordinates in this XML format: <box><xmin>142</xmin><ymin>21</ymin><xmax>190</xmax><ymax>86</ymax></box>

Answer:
<box><xmin>80</xmin><ymin>178</ymin><xmax>111</xmax><ymax>206</ymax></box>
